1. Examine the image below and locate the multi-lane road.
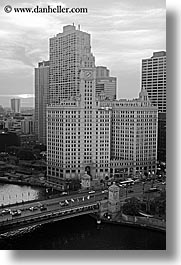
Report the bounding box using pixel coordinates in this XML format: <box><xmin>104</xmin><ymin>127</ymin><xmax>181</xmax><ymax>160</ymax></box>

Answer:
<box><xmin>0</xmin><ymin>180</ymin><xmax>165</xmax><ymax>226</ymax></box>
<box><xmin>121</xmin><ymin>180</ymin><xmax>166</xmax><ymax>198</ymax></box>
<box><xmin>0</xmin><ymin>190</ymin><xmax>107</xmax><ymax>224</ymax></box>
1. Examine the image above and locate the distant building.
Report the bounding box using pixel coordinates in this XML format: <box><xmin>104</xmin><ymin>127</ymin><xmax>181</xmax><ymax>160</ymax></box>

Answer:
<box><xmin>141</xmin><ymin>51</ymin><xmax>166</xmax><ymax>162</ymax></box>
<box><xmin>4</xmin><ymin>118</ymin><xmax>21</xmax><ymax>133</ymax></box>
<box><xmin>0</xmin><ymin>105</ymin><xmax>4</xmax><ymax>115</ymax></box>
<box><xmin>19</xmin><ymin>134</ymin><xmax>36</xmax><ymax>147</ymax></box>
<box><xmin>35</xmin><ymin>60</ymin><xmax>49</xmax><ymax>145</ymax></box>
<box><xmin>21</xmin><ymin>118</ymin><xmax>35</xmax><ymax>134</ymax></box>
<box><xmin>11</xmin><ymin>98</ymin><xmax>21</xmax><ymax>113</ymax></box>
<box><xmin>96</xmin><ymin>66</ymin><xmax>117</xmax><ymax>100</ymax></box>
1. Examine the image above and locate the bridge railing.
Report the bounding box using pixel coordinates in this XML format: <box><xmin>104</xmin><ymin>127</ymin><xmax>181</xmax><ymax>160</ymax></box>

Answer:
<box><xmin>0</xmin><ymin>202</ymin><xmax>100</xmax><ymax>230</ymax></box>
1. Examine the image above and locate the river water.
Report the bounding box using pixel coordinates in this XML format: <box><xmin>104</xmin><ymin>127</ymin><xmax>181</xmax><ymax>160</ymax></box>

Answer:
<box><xmin>0</xmin><ymin>184</ymin><xmax>166</xmax><ymax>250</ymax></box>
<box><xmin>0</xmin><ymin>183</ymin><xmax>46</xmax><ymax>206</ymax></box>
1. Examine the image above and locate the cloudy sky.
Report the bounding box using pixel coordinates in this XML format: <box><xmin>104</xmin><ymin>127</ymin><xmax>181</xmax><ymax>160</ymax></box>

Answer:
<box><xmin>0</xmin><ymin>0</ymin><xmax>166</xmax><ymax>107</ymax></box>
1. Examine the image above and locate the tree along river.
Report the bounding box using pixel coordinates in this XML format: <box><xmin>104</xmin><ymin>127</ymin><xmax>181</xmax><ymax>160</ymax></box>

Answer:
<box><xmin>0</xmin><ymin>183</ymin><xmax>166</xmax><ymax>250</ymax></box>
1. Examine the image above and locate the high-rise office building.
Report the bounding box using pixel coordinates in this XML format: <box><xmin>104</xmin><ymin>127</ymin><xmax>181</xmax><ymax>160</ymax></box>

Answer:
<box><xmin>49</xmin><ymin>24</ymin><xmax>93</xmax><ymax>104</ymax></box>
<box><xmin>141</xmin><ymin>51</ymin><xmax>166</xmax><ymax>162</ymax></box>
<box><xmin>141</xmin><ymin>51</ymin><xmax>166</xmax><ymax>113</ymax></box>
<box><xmin>35</xmin><ymin>60</ymin><xmax>49</xmax><ymax>145</ymax></box>
<box><xmin>11</xmin><ymin>98</ymin><xmax>20</xmax><ymax>113</ymax></box>
<box><xmin>47</xmin><ymin>25</ymin><xmax>158</xmax><ymax>186</ymax></box>
<box><xmin>47</xmin><ymin>25</ymin><xmax>111</xmax><ymax>183</ymax></box>
<box><xmin>96</xmin><ymin>66</ymin><xmax>117</xmax><ymax>100</ymax></box>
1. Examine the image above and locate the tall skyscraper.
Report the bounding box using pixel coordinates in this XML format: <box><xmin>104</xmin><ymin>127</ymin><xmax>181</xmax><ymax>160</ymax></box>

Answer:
<box><xmin>141</xmin><ymin>51</ymin><xmax>166</xmax><ymax>162</ymax></box>
<box><xmin>47</xmin><ymin>25</ymin><xmax>111</xmax><ymax>184</ymax></box>
<box><xmin>47</xmin><ymin>25</ymin><xmax>158</xmax><ymax>187</ymax></box>
<box><xmin>49</xmin><ymin>24</ymin><xmax>93</xmax><ymax>104</ymax></box>
<box><xmin>35</xmin><ymin>60</ymin><xmax>49</xmax><ymax>145</ymax></box>
<box><xmin>141</xmin><ymin>51</ymin><xmax>166</xmax><ymax>113</ymax></box>
<box><xmin>11</xmin><ymin>98</ymin><xmax>20</xmax><ymax>113</ymax></box>
<box><xmin>96</xmin><ymin>66</ymin><xmax>117</xmax><ymax>100</ymax></box>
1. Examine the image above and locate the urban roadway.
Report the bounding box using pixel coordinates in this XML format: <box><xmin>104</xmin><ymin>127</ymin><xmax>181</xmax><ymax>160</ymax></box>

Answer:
<box><xmin>0</xmin><ymin>181</ymin><xmax>165</xmax><ymax>233</ymax></box>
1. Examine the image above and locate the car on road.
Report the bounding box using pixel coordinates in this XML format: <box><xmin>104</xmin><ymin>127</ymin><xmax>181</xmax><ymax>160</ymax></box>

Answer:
<box><xmin>102</xmin><ymin>190</ymin><xmax>108</xmax><ymax>194</ymax></box>
<box><xmin>1</xmin><ymin>208</ymin><xmax>11</xmax><ymax>215</ymax></box>
<box><xmin>11</xmin><ymin>209</ymin><xmax>21</xmax><ymax>216</ymax></box>
<box><xmin>61</xmin><ymin>192</ymin><xmax>68</xmax><ymax>196</ymax></box>
<box><xmin>29</xmin><ymin>206</ymin><xmax>38</xmax><ymax>211</ymax></box>
<box><xmin>40</xmin><ymin>205</ymin><xmax>47</xmax><ymax>211</ymax></box>
<box><xmin>59</xmin><ymin>200</ymin><xmax>69</xmax><ymax>206</ymax></box>
<box><xmin>89</xmin><ymin>190</ymin><xmax>95</xmax><ymax>194</ymax></box>
<box><xmin>145</xmin><ymin>187</ymin><xmax>160</xmax><ymax>193</ymax></box>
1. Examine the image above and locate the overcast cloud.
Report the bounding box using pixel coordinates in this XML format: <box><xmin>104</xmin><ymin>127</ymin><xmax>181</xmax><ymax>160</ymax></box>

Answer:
<box><xmin>0</xmin><ymin>0</ymin><xmax>166</xmax><ymax>107</ymax></box>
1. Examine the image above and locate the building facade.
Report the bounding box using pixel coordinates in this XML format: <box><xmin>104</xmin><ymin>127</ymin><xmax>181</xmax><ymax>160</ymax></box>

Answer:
<box><xmin>35</xmin><ymin>60</ymin><xmax>49</xmax><ymax>145</ymax></box>
<box><xmin>49</xmin><ymin>24</ymin><xmax>93</xmax><ymax>104</ymax></box>
<box><xmin>47</xmin><ymin>52</ymin><xmax>111</xmax><ymax>183</ymax></box>
<box><xmin>96</xmin><ymin>66</ymin><xmax>117</xmax><ymax>100</ymax></box>
<box><xmin>109</xmin><ymin>89</ymin><xmax>158</xmax><ymax>178</ymax></box>
<box><xmin>141</xmin><ymin>51</ymin><xmax>166</xmax><ymax>162</ymax></box>
<box><xmin>11</xmin><ymin>98</ymin><xmax>20</xmax><ymax>113</ymax></box>
<box><xmin>46</xmin><ymin>25</ymin><xmax>158</xmax><ymax>186</ymax></box>
<box><xmin>21</xmin><ymin>118</ymin><xmax>35</xmax><ymax>135</ymax></box>
<box><xmin>141</xmin><ymin>51</ymin><xmax>166</xmax><ymax>113</ymax></box>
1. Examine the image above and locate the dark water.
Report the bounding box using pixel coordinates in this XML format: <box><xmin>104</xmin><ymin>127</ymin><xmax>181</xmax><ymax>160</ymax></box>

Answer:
<box><xmin>0</xmin><ymin>215</ymin><xmax>166</xmax><ymax>250</ymax></box>
<box><xmin>0</xmin><ymin>184</ymin><xmax>166</xmax><ymax>250</ymax></box>
<box><xmin>0</xmin><ymin>183</ymin><xmax>46</xmax><ymax>206</ymax></box>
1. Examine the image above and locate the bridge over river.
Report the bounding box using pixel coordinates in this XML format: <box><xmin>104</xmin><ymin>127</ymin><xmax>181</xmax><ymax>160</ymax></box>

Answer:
<box><xmin>0</xmin><ymin>190</ymin><xmax>107</xmax><ymax>234</ymax></box>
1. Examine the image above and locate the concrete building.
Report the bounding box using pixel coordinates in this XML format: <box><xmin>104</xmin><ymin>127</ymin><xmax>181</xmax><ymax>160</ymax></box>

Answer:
<box><xmin>96</xmin><ymin>66</ymin><xmax>117</xmax><ymax>100</ymax></box>
<box><xmin>21</xmin><ymin>118</ymin><xmax>35</xmax><ymax>135</ymax></box>
<box><xmin>46</xmin><ymin>25</ymin><xmax>158</xmax><ymax>186</ymax></box>
<box><xmin>141</xmin><ymin>51</ymin><xmax>166</xmax><ymax>162</ymax></box>
<box><xmin>35</xmin><ymin>60</ymin><xmax>49</xmax><ymax>145</ymax></box>
<box><xmin>0</xmin><ymin>105</ymin><xmax>4</xmax><ymax>115</ymax></box>
<box><xmin>142</xmin><ymin>51</ymin><xmax>166</xmax><ymax>113</ymax></box>
<box><xmin>47</xmin><ymin>55</ymin><xmax>111</xmax><ymax>183</ymax></box>
<box><xmin>11</xmin><ymin>98</ymin><xmax>20</xmax><ymax>113</ymax></box>
<box><xmin>49</xmin><ymin>24</ymin><xmax>94</xmax><ymax>104</ymax></box>
<box><xmin>109</xmin><ymin>89</ymin><xmax>158</xmax><ymax>178</ymax></box>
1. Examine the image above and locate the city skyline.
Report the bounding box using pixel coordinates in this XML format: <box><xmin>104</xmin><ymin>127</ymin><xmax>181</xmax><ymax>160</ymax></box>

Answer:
<box><xmin>0</xmin><ymin>0</ymin><xmax>166</xmax><ymax>107</ymax></box>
